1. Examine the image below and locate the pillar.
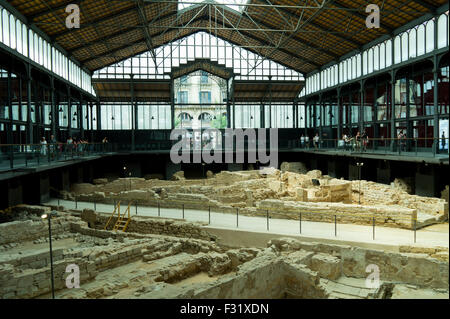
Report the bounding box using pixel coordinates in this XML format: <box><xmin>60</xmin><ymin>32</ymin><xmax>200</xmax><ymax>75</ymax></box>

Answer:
<box><xmin>337</xmin><ymin>89</ymin><xmax>342</xmax><ymax>139</ymax></box>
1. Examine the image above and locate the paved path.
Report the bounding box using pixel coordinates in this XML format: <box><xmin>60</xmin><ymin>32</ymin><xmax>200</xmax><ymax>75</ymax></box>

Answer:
<box><xmin>45</xmin><ymin>199</ymin><xmax>449</xmax><ymax>249</ymax></box>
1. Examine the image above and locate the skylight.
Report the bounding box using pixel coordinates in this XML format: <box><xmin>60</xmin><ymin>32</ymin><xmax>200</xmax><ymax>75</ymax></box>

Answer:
<box><xmin>178</xmin><ymin>0</ymin><xmax>249</xmax><ymax>13</ymax></box>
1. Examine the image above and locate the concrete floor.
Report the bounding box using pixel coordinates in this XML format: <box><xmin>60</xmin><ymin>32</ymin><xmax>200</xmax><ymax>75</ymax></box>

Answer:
<box><xmin>45</xmin><ymin>199</ymin><xmax>449</xmax><ymax>249</ymax></box>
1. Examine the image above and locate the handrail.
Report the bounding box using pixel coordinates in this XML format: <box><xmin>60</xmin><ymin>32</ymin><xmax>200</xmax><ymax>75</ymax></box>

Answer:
<box><xmin>104</xmin><ymin>201</ymin><xmax>120</xmax><ymax>230</ymax></box>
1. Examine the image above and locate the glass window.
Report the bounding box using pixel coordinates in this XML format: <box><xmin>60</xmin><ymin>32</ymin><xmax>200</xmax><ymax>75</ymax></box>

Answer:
<box><xmin>22</xmin><ymin>24</ymin><xmax>27</xmax><ymax>57</ymax></box>
<box><xmin>16</xmin><ymin>19</ymin><xmax>22</xmax><ymax>54</ymax></box>
<box><xmin>395</xmin><ymin>78</ymin><xmax>407</xmax><ymax>119</ymax></box>
<box><xmin>409</xmin><ymin>29</ymin><xmax>416</xmax><ymax>58</ymax></box>
<box><xmin>177</xmin><ymin>91</ymin><xmax>188</xmax><ymax>104</ymax></box>
<box><xmin>2</xmin><ymin>10</ymin><xmax>10</xmax><ymax>47</ymax></box>
<box><xmin>437</xmin><ymin>14</ymin><xmax>448</xmax><ymax>49</ymax></box>
<box><xmin>9</xmin><ymin>15</ymin><xmax>16</xmax><ymax>50</ymax></box>
<box><xmin>386</xmin><ymin>40</ymin><xmax>392</xmax><ymax>67</ymax></box>
<box><xmin>401</xmin><ymin>33</ymin><xmax>408</xmax><ymax>62</ymax></box>
<box><xmin>394</xmin><ymin>36</ymin><xmax>401</xmax><ymax>64</ymax></box>
<box><xmin>199</xmin><ymin>91</ymin><xmax>211</xmax><ymax>104</ymax></box>
<box><xmin>417</xmin><ymin>25</ymin><xmax>425</xmax><ymax>56</ymax></box>
<box><xmin>425</xmin><ymin>21</ymin><xmax>434</xmax><ymax>53</ymax></box>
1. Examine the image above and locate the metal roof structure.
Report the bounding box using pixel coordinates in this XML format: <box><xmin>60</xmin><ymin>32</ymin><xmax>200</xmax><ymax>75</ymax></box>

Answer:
<box><xmin>6</xmin><ymin>0</ymin><xmax>445</xmax><ymax>75</ymax></box>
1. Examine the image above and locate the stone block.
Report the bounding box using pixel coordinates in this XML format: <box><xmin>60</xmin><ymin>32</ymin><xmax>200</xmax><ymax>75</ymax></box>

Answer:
<box><xmin>310</xmin><ymin>253</ymin><xmax>341</xmax><ymax>280</ymax></box>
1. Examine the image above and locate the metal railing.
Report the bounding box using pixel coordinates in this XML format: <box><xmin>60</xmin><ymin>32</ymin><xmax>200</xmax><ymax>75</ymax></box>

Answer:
<box><xmin>0</xmin><ymin>142</ymin><xmax>114</xmax><ymax>171</ymax></box>
<box><xmin>56</xmin><ymin>198</ymin><xmax>421</xmax><ymax>244</ymax></box>
<box><xmin>1</xmin><ymin>137</ymin><xmax>447</xmax><ymax>172</ymax></box>
<box><xmin>288</xmin><ymin>137</ymin><xmax>449</xmax><ymax>157</ymax></box>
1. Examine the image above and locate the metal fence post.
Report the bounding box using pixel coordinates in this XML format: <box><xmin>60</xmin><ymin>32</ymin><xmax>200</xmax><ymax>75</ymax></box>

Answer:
<box><xmin>373</xmin><ymin>217</ymin><xmax>375</xmax><ymax>240</ymax></box>
<box><xmin>236</xmin><ymin>208</ymin><xmax>239</xmax><ymax>228</ymax></box>
<box><xmin>135</xmin><ymin>202</ymin><xmax>138</xmax><ymax>215</ymax></box>
<box><xmin>182</xmin><ymin>204</ymin><xmax>185</xmax><ymax>219</ymax></box>
<box><xmin>208</xmin><ymin>206</ymin><xmax>211</xmax><ymax>225</ymax></box>
<box><xmin>75</xmin><ymin>197</ymin><xmax>78</xmax><ymax>209</ymax></box>
<box><xmin>299</xmin><ymin>212</ymin><xmax>302</xmax><ymax>234</ymax></box>
<box><xmin>334</xmin><ymin>215</ymin><xmax>337</xmax><ymax>237</ymax></box>
<box><xmin>266</xmin><ymin>210</ymin><xmax>269</xmax><ymax>231</ymax></box>
<box><xmin>414</xmin><ymin>218</ymin><xmax>417</xmax><ymax>243</ymax></box>
<box><xmin>158</xmin><ymin>202</ymin><xmax>160</xmax><ymax>217</ymax></box>
<box><xmin>94</xmin><ymin>200</ymin><xmax>97</xmax><ymax>211</ymax></box>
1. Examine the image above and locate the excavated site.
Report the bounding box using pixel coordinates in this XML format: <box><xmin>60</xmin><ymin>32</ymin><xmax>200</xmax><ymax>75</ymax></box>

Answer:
<box><xmin>0</xmin><ymin>204</ymin><xmax>448</xmax><ymax>299</ymax></box>
<box><xmin>63</xmin><ymin>162</ymin><xmax>449</xmax><ymax>230</ymax></box>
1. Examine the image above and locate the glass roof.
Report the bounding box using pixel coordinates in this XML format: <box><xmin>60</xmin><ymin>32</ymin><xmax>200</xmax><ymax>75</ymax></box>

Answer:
<box><xmin>178</xmin><ymin>0</ymin><xmax>249</xmax><ymax>13</ymax></box>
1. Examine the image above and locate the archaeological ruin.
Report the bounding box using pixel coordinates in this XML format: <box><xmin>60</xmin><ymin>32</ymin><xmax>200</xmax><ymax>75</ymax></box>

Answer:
<box><xmin>1</xmin><ymin>0</ymin><xmax>449</xmax><ymax>307</ymax></box>
<box><xmin>1</xmin><ymin>164</ymin><xmax>448</xmax><ymax>300</ymax></box>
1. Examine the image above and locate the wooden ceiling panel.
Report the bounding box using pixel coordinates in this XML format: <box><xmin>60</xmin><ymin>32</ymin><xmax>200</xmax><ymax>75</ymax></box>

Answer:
<box><xmin>6</xmin><ymin>0</ymin><xmax>445</xmax><ymax>76</ymax></box>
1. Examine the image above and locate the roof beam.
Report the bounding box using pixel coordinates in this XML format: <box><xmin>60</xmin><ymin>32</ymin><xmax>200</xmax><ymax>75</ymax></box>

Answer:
<box><xmin>136</xmin><ymin>0</ymin><xmax>157</xmax><ymax>65</ymax></box>
<box><xmin>80</xmin><ymin>20</ymin><xmax>204</xmax><ymax>65</ymax></box>
<box><xmin>241</xmin><ymin>8</ymin><xmax>340</xmax><ymax>59</ymax></box>
<box><xmin>28</xmin><ymin>0</ymin><xmax>82</xmax><ymax>21</ymax></box>
<box><xmin>410</xmin><ymin>0</ymin><xmax>438</xmax><ymax>12</ymax></box>
<box><xmin>333</xmin><ymin>0</ymin><xmax>394</xmax><ymax>33</ymax></box>
<box><xmin>82</xmin><ymin>16</ymin><xmax>320</xmax><ymax>72</ymax></box>
<box><xmin>50</xmin><ymin>3</ymin><xmax>148</xmax><ymax>40</ymax></box>
<box><xmin>252</xmin><ymin>0</ymin><xmax>363</xmax><ymax>48</ymax></box>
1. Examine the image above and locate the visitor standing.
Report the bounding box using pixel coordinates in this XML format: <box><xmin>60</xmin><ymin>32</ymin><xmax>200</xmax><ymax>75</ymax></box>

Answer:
<box><xmin>300</xmin><ymin>134</ymin><xmax>305</xmax><ymax>148</ymax></box>
<box><xmin>40</xmin><ymin>137</ymin><xmax>47</xmax><ymax>157</ymax></box>
<box><xmin>49</xmin><ymin>134</ymin><xmax>57</xmax><ymax>160</ymax></box>
<box><xmin>313</xmin><ymin>133</ymin><xmax>319</xmax><ymax>150</ymax></box>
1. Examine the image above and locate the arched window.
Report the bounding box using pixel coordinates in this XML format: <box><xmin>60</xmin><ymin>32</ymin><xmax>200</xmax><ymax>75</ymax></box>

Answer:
<box><xmin>368</xmin><ymin>48</ymin><xmax>374</xmax><ymax>73</ymax></box>
<box><xmin>2</xmin><ymin>10</ymin><xmax>10</xmax><ymax>47</ymax></box>
<box><xmin>425</xmin><ymin>20</ymin><xmax>434</xmax><ymax>53</ymax></box>
<box><xmin>22</xmin><ymin>24</ymin><xmax>27</xmax><ymax>57</ymax></box>
<box><xmin>178</xmin><ymin>112</ymin><xmax>193</xmax><ymax>121</ymax></box>
<box><xmin>380</xmin><ymin>43</ymin><xmax>385</xmax><ymax>69</ymax></box>
<box><xmin>28</xmin><ymin>30</ymin><xmax>34</xmax><ymax>60</ymax></box>
<box><xmin>385</xmin><ymin>40</ymin><xmax>392</xmax><ymax>67</ymax></box>
<box><xmin>199</xmin><ymin>112</ymin><xmax>212</xmax><ymax>122</ymax></box>
<box><xmin>417</xmin><ymin>24</ymin><xmax>425</xmax><ymax>56</ymax></box>
<box><xmin>9</xmin><ymin>15</ymin><xmax>15</xmax><ymax>50</ymax></box>
<box><xmin>394</xmin><ymin>36</ymin><xmax>401</xmax><ymax>64</ymax></box>
<box><xmin>401</xmin><ymin>33</ymin><xmax>408</xmax><ymax>62</ymax></box>
<box><xmin>356</xmin><ymin>54</ymin><xmax>361</xmax><ymax>77</ymax></box>
<box><xmin>16</xmin><ymin>19</ymin><xmax>22</xmax><ymax>54</ymax></box>
<box><xmin>334</xmin><ymin>65</ymin><xmax>338</xmax><ymax>84</ymax></box>
<box><xmin>362</xmin><ymin>51</ymin><xmax>368</xmax><ymax>75</ymax></box>
<box><xmin>437</xmin><ymin>13</ymin><xmax>448</xmax><ymax>49</ymax></box>
<box><xmin>33</xmin><ymin>33</ymin><xmax>38</xmax><ymax>63</ymax></box>
<box><xmin>409</xmin><ymin>29</ymin><xmax>416</xmax><ymax>58</ymax></box>
<box><xmin>374</xmin><ymin>45</ymin><xmax>379</xmax><ymax>71</ymax></box>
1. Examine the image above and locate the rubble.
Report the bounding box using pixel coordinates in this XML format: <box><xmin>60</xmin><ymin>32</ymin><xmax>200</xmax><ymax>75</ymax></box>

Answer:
<box><xmin>62</xmin><ymin>168</ymin><xmax>447</xmax><ymax>230</ymax></box>
<box><xmin>0</xmin><ymin>206</ymin><xmax>448</xmax><ymax>299</ymax></box>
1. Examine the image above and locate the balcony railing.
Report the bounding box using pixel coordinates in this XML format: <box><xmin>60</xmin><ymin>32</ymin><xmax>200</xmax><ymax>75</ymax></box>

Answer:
<box><xmin>1</xmin><ymin>137</ymin><xmax>447</xmax><ymax>172</ymax></box>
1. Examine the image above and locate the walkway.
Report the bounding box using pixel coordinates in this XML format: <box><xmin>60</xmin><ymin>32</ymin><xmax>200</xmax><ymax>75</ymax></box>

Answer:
<box><xmin>45</xmin><ymin>199</ymin><xmax>449</xmax><ymax>249</ymax></box>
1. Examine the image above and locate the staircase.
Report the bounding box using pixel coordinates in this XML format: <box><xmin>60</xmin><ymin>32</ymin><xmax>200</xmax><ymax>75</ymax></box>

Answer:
<box><xmin>104</xmin><ymin>201</ymin><xmax>132</xmax><ymax>232</ymax></box>
<box><xmin>323</xmin><ymin>277</ymin><xmax>382</xmax><ymax>299</ymax></box>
